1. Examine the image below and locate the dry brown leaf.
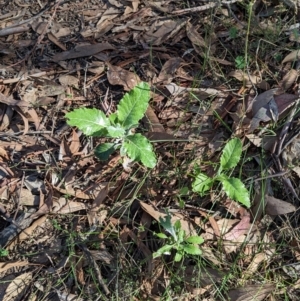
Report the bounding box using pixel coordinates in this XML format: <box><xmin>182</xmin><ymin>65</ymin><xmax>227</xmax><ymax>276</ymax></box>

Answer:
<box><xmin>228</xmin><ymin>70</ymin><xmax>270</xmax><ymax>90</ymax></box>
<box><xmin>228</xmin><ymin>284</ymin><xmax>275</xmax><ymax>301</ymax></box>
<box><xmin>243</xmin><ymin>253</ymin><xmax>266</xmax><ymax>277</ymax></box>
<box><xmin>143</xmin><ymin>19</ymin><xmax>184</xmax><ymax>46</ymax></box>
<box><xmin>265</xmin><ymin>195</ymin><xmax>296</xmax><ymax>215</ymax></box>
<box><xmin>223</xmin><ymin>213</ymin><xmax>251</xmax><ymax>241</ymax></box>
<box><xmin>31</xmin><ymin>20</ymin><xmax>48</xmax><ymax>34</ymax></box>
<box><xmin>95</xmin><ymin>19</ymin><xmax>115</xmax><ymax>37</ymax></box>
<box><xmin>8</xmin><ymin>216</ymin><xmax>47</xmax><ymax>249</ymax></box>
<box><xmin>0</xmin><ymin>146</ymin><xmax>9</xmax><ymax>159</ymax></box>
<box><xmin>0</xmin><ymin>261</ymin><xmax>29</xmax><ymax>273</ymax></box>
<box><xmin>156</xmin><ymin>57</ymin><xmax>182</xmax><ymax>84</ymax></box>
<box><xmin>87</xmin><ymin>183</ymin><xmax>109</xmax><ymax>226</ymax></box>
<box><xmin>53</xmin><ymin>184</ymin><xmax>110</xmax><ymax>200</ymax></box>
<box><xmin>186</xmin><ymin>21</ymin><xmax>207</xmax><ymax>56</ymax></box>
<box><xmin>0</xmin><ymin>92</ymin><xmax>33</xmax><ymax>108</ymax></box>
<box><xmin>201</xmin><ymin>246</ymin><xmax>223</xmax><ymax>265</ymax></box>
<box><xmin>282</xmin><ymin>49</ymin><xmax>300</xmax><ymax>64</ymax></box>
<box><xmin>47</xmin><ymin>32</ymin><xmax>66</xmax><ymax>51</ymax></box>
<box><xmin>143</xmin><ymin>106</ymin><xmax>165</xmax><ymax>132</ymax></box>
<box><xmin>177</xmin><ymin>265</ymin><xmax>223</xmax><ymax>286</ymax></box>
<box><xmin>279</xmin><ymin>69</ymin><xmax>298</xmax><ymax>91</ymax></box>
<box><xmin>4</xmin><ymin>272</ymin><xmax>32</xmax><ymax>301</ymax></box>
<box><xmin>69</xmin><ymin>130</ymin><xmax>81</xmax><ymax>155</ymax></box>
<box><xmin>159</xmin><ymin>107</ymin><xmax>186</xmax><ymax>119</ymax></box>
<box><xmin>107</xmin><ymin>64</ymin><xmax>141</xmax><ymax>91</ymax></box>
<box><xmin>56</xmin><ymin>290</ymin><xmax>83</xmax><ymax>301</ymax></box>
<box><xmin>146</xmin><ymin>132</ymin><xmax>184</xmax><ymax>141</ymax></box>
<box><xmin>59</xmin><ymin>74</ymin><xmax>79</xmax><ymax>87</ymax></box>
<box><xmin>97</xmin><ymin>7</ymin><xmax>120</xmax><ymax>28</ymax></box>
<box><xmin>52</xmin><ymin>43</ymin><xmax>115</xmax><ymax>62</ymax></box>
<box><xmin>0</xmin><ymin>104</ymin><xmax>13</xmax><ymax>131</ymax></box>
<box><xmin>58</xmin><ymin>201</ymin><xmax>88</xmax><ymax>214</ymax></box>
<box><xmin>19</xmin><ymin>188</ymin><xmax>39</xmax><ymax>206</ymax></box>
<box><xmin>250</xmin><ymin>189</ymin><xmax>265</xmax><ymax>221</ymax></box>
<box><xmin>250</xmin><ymin>89</ymin><xmax>297</xmax><ymax>132</ymax></box>
<box><xmin>247</xmin><ymin>88</ymin><xmax>278</xmax><ymax>116</ymax></box>
<box><xmin>32</xmin><ymin>78</ymin><xmax>65</xmax><ymax>97</ymax></box>
<box><xmin>140</xmin><ymin>201</ymin><xmax>196</xmax><ymax>236</ymax></box>
<box><xmin>30</xmin><ymin>189</ymin><xmax>53</xmax><ymax>219</ymax></box>
<box><xmin>165</xmin><ymin>82</ymin><xmax>225</xmax><ymax>99</ymax></box>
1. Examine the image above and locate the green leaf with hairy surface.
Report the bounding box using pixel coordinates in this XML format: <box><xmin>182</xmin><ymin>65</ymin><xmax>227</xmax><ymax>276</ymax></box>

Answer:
<box><xmin>109</xmin><ymin>113</ymin><xmax>118</xmax><ymax>124</ymax></box>
<box><xmin>156</xmin><ymin>233</ymin><xmax>168</xmax><ymax>239</ymax></box>
<box><xmin>123</xmin><ymin>133</ymin><xmax>156</xmax><ymax>168</ymax></box>
<box><xmin>218</xmin><ymin>176</ymin><xmax>250</xmax><ymax>208</ymax></box>
<box><xmin>174</xmin><ymin>252</ymin><xmax>183</xmax><ymax>262</ymax></box>
<box><xmin>66</xmin><ymin>108</ymin><xmax>110</xmax><ymax>136</ymax></box>
<box><xmin>107</xmin><ymin>125</ymin><xmax>125</xmax><ymax>137</ymax></box>
<box><xmin>185</xmin><ymin>236</ymin><xmax>204</xmax><ymax>244</ymax></box>
<box><xmin>192</xmin><ymin>172</ymin><xmax>213</xmax><ymax>196</ymax></box>
<box><xmin>182</xmin><ymin>244</ymin><xmax>202</xmax><ymax>255</ymax></box>
<box><xmin>95</xmin><ymin>143</ymin><xmax>115</xmax><ymax>161</ymax></box>
<box><xmin>117</xmin><ymin>82</ymin><xmax>150</xmax><ymax>129</ymax></box>
<box><xmin>220</xmin><ymin>138</ymin><xmax>242</xmax><ymax>170</ymax></box>
<box><xmin>153</xmin><ymin>244</ymin><xmax>173</xmax><ymax>258</ymax></box>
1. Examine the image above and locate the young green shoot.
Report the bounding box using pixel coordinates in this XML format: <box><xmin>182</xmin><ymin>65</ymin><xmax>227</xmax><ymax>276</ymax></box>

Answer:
<box><xmin>154</xmin><ymin>211</ymin><xmax>204</xmax><ymax>262</ymax></box>
<box><xmin>192</xmin><ymin>138</ymin><xmax>251</xmax><ymax>208</ymax></box>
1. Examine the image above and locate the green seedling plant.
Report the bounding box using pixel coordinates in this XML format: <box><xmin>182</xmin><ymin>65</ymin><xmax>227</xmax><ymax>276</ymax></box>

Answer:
<box><xmin>192</xmin><ymin>138</ymin><xmax>250</xmax><ymax>208</ymax></box>
<box><xmin>235</xmin><ymin>55</ymin><xmax>247</xmax><ymax>69</ymax></box>
<box><xmin>65</xmin><ymin>82</ymin><xmax>156</xmax><ymax>168</ymax></box>
<box><xmin>153</xmin><ymin>211</ymin><xmax>204</xmax><ymax>262</ymax></box>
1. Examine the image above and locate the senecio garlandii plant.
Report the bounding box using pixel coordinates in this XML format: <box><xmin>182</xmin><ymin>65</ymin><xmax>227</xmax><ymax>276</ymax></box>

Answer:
<box><xmin>65</xmin><ymin>82</ymin><xmax>156</xmax><ymax>168</ymax></box>
<box><xmin>154</xmin><ymin>211</ymin><xmax>204</xmax><ymax>262</ymax></box>
<box><xmin>192</xmin><ymin>138</ymin><xmax>251</xmax><ymax>208</ymax></box>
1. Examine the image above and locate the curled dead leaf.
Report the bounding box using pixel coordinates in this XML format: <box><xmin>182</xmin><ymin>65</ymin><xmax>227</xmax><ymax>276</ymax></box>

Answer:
<box><xmin>279</xmin><ymin>69</ymin><xmax>298</xmax><ymax>91</ymax></box>
<box><xmin>107</xmin><ymin>64</ymin><xmax>141</xmax><ymax>91</ymax></box>
<box><xmin>4</xmin><ymin>272</ymin><xmax>32</xmax><ymax>301</ymax></box>
<box><xmin>282</xmin><ymin>49</ymin><xmax>300</xmax><ymax>64</ymax></box>
<box><xmin>228</xmin><ymin>70</ymin><xmax>270</xmax><ymax>90</ymax></box>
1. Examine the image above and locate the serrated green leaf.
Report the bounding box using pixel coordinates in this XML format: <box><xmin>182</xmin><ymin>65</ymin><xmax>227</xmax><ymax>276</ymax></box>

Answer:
<box><xmin>192</xmin><ymin>172</ymin><xmax>213</xmax><ymax>196</ymax></box>
<box><xmin>174</xmin><ymin>220</ymin><xmax>181</xmax><ymax>231</ymax></box>
<box><xmin>220</xmin><ymin>138</ymin><xmax>242</xmax><ymax>170</ymax></box>
<box><xmin>174</xmin><ymin>252</ymin><xmax>183</xmax><ymax>262</ymax></box>
<box><xmin>182</xmin><ymin>244</ymin><xmax>202</xmax><ymax>255</ymax></box>
<box><xmin>153</xmin><ymin>244</ymin><xmax>173</xmax><ymax>258</ymax></box>
<box><xmin>178</xmin><ymin>228</ymin><xmax>185</xmax><ymax>243</ymax></box>
<box><xmin>107</xmin><ymin>125</ymin><xmax>125</xmax><ymax>138</ymax></box>
<box><xmin>219</xmin><ymin>176</ymin><xmax>250</xmax><ymax>208</ymax></box>
<box><xmin>95</xmin><ymin>143</ymin><xmax>115</xmax><ymax>160</ymax></box>
<box><xmin>156</xmin><ymin>233</ymin><xmax>168</xmax><ymax>239</ymax></box>
<box><xmin>123</xmin><ymin>133</ymin><xmax>156</xmax><ymax>168</ymax></box>
<box><xmin>185</xmin><ymin>235</ymin><xmax>204</xmax><ymax>245</ymax></box>
<box><xmin>66</xmin><ymin>108</ymin><xmax>110</xmax><ymax>136</ymax></box>
<box><xmin>117</xmin><ymin>82</ymin><xmax>150</xmax><ymax>129</ymax></box>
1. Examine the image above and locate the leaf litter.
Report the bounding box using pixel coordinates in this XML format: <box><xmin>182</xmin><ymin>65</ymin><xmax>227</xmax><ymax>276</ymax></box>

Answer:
<box><xmin>0</xmin><ymin>0</ymin><xmax>300</xmax><ymax>300</ymax></box>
